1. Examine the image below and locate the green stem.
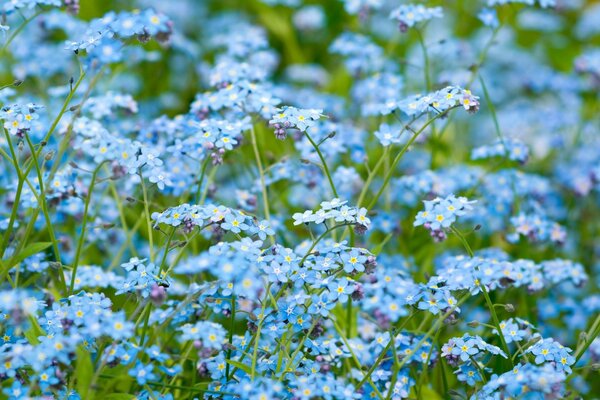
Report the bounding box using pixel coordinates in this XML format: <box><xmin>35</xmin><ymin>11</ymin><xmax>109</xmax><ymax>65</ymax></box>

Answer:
<box><xmin>249</xmin><ymin>125</ymin><xmax>276</xmax><ymax>245</ymax></box>
<box><xmin>69</xmin><ymin>163</ymin><xmax>104</xmax><ymax>294</ymax></box>
<box><xmin>478</xmin><ymin>75</ymin><xmax>507</xmax><ymax>152</ymax></box>
<box><xmin>250</xmin><ymin>283</ymin><xmax>271</xmax><ymax>380</ymax></box>
<box><xmin>355</xmin><ymin>312</ymin><xmax>417</xmax><ymax>389</ymax></box>
<box><xmin>304</xmin><ymin>131</ymin><xmax>338</xmax><ymax>198</ymax></box>
<box><xmin>0</xmin><ymin>129</ymin><xmax>24</xmax><ymax>261</ymax></box>
<box><xmin>139</xmin><ymin>170</ymin><xmax>155</xmax><ymax>263</ymax></box>
<box><xmin>359</xmin><ymin>293</ymin><xmax>471</xmax><ymax>390</ymax></box>
<box><xmin>277</xmin><ymin>319</ymin><xmax>318</xmax><ymax>380</ymax></box>
<box><xmin>436</xmin><ymin>26</ymin><xmax>500</xmax><ymax>140</ymax></box>
<box><xmin>413</xmin><ymin>327</ymin><xmax>442</xmax><ymax>398</ymax></box>
<box><xmin>333</xmin><ymin>320</ymin><xmax>385</xmax><ymax>400</ymax></box>
<box><xmin>158</xmin><ymin>228</ymin><xmax>176</xmax><ymax>276</ymax></box>
<box><xmin>574</xmin><ymin>313</ymin><xmax>600</xmax><ymax>363</ymax></box>
<box><xmin>1</xmin><ymin>67</ymin><xmax>88</xmax><ymax>276</ymax></box>
<box><xmin>194</xmin><ymin>156</ymin><xmax>211</xmax><ymax>203</ymax></box>
<box><xmin>24</xmin><ymin>133</ymin><xmax>66</xmax><ymax>292</ymax></box>
<box><xmin>346</xmin><ymin>298</ymin><xmax>353</xmax><ymax>338</ymax></box>
<box><xmin>451</xmin><ymin>227</ymin><xmax>513</xmax><ymax>368</ymax></box>
<box><xmin>469</xmin><ymin>355</ymin><xmax>488</xmax><ymax>383</ymax></box>
<box><xmin>481</xmin><ymin>281</ymin><xmax>513</xmax><ymax>368</ymax></box>
<box><xmin>1</xmin><ymin>9</ymin><xmax>44</xmax><ymax>53</ymax></box>
<box><xmin>250</xmin><ymin>125</ymin><xmax>271</xmax><ymax>221</ymax></box>
<box><xmin>356</xmin><ymin>147</ymin><xmax>389</xmax><ymax>208</ymax></box>
<box><xmin>450</xmin><ymin>226</ymin><xmax>474</xmax><ymax>258</ymax></box>
<box><xmin>225</xmin><ymin>295</ymin><xmax>236</xmax><ymax>378</ymax></box>
<box><xmin>366</xmin><ymin>110</ymin><xmax>454</xmax><ymax>211</ymax></box>
<box><xmin>415</xmin><ymin>28</ymin><xmax>431</xmax><ymax>91</ymax></box>
<box><xmin>298</xmin><ymin>223</ymin><xmax>353</xmax><ymax>266</ymax></box>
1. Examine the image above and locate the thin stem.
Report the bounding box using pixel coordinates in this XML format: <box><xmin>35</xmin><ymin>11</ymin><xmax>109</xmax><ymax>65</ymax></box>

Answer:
<box><xmin>333</xmin><ymin>320</ymin><xmax>385</xmax><ymax>400</ymax></box>
<box><xmin>370</xmin><ymin>296</ymin><xmax>470</xmax><ymax>396</ymax></box>
<box><xmin>357</xmin><ymin>147</ymin><xmax>389</xmax><ymax>208</ymax></box>
<box><xmin>469</xmin><ymin>355</ymin><xmax>488</xmax><ymax>383</ymax></box>
<box><xmin>250</xmin><ymin>125</ymin><xmax>271</xmax><ymax>220</ymax></box>
<box><xmin>366</xmin><ymin>110</ymin><xmax>454</xmax><ymax>211</ymax></box>
<box><xmin>24</xmin><ymin>133</ymin><xmax>66</xmax><ymax>292</ymax></box>
<box><xmin>480</xmin><ymin>285</ymin><xmax>513</xmax><ymax>368</ymax></box>
<box><xmin>158</xmin><ymin>228</ymin><xmax>176</xmax><ymax>276</ymax></box>
<box><xmin>194</xmin><ymin>156</ymin><xmax>211</xmax><ymax>203</ymax></box>
<box><xmin>451</xmin><ymin>226</ymin><xmax>474</xmax><ymax>258</ymax></box>
<box><xmin>0</xmin><ymin>129</ymin><xmax>24</xmax><ymax>261</ymax></box>
<box><xmin>478</xmin><ymin>75</ymin><xmax>507</xmax><ymax>152</ymax></box>
<box><xmin>1</xmin><ymin>9</ymin><xmax>44</xmax><ymax>53</ymax></box>
<box><xmin>277</xmin><ymin>319</ymin><xmax>318</xmax><ymax>380</ymax></box>
<box><xmin>415</xmin><ymin>28</ymin><xmax>431</xmax><ymax>91</ymax></box>
<box><xmin>451</xmin><ymin>227</ymin><xmax>513</xmax><ymax>368</ymax></box>
<box><xmin>225</xmin><ymin>296</ymin><xmax>236</xmax><ymax>378</ymax></box>
<box><xmin>304</xmin><ymin>131</ymin><xmax>338</xmax><ymax>198</ymax></box>
<box><xmin>298</xmin><ymin>223</ymin><xmax>353</xmax><ymax>266</ymax></box>
<box><xmin>355</xmin><ymin>312</ymin><xmax>417</xmax><ymax>389</ymax></box>
<box><xmin>139</xmin><ymin>170</ymin><xmax>155</xmax><ymax>263</ymax></box>
<box><xmin>69</xmin><ymin>163</ymin><xmax>104</xmax><ymax>294</ymax></box>
<box><xmin>413</xmin><ymin>327</ymin><xmax>442</xmax><ymax>398</ymax></box>
<box><xmin>574</xmin><ymin>313</ymin><xmax>600</xmax><ymax>363</ymax></box>
<box><xmin>250</xmin><ymin>283</ymin><xmax>271</xmax><ymax>380</ymax></box>
<box><xmin>436</xmin><ymin>26</ymin><xmax>500</xmax><ymax>140</ymax></box>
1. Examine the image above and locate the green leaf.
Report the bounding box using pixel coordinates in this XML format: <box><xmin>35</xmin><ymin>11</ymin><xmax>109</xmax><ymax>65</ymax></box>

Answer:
<box><xmin>103</xmin><ymin>395</ymin><xmax>135</xmax><ymax>400</ymax></box>
<box><xmin>417</xmin><ymin>386</ymin><xmax>443</xmax><ymax>400</ymax></box>
<box><xmin>8</xmin><ymin>242</ymin><xmax>52</xmax><ymax>268</ymax></box>
<box><xmin>225</xmin><ymin>359</ymin><xmax>252</xmax><ymax>375</ymax></box>
<box><xmin>23</xmin><ymin>315</ymin><xmax>45</xmax><ymax>345</ymax></box>
<box><xmin>76</xmin><ymin>346</ymin><xmax>94</xmax><ymax>399</ymax></box>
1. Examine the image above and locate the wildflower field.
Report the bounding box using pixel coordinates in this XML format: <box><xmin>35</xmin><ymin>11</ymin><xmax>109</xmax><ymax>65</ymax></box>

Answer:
<box><xmin>1</xmin><ymin>0</ymin><xmax>600</xmax><ymax>398</ymax></box>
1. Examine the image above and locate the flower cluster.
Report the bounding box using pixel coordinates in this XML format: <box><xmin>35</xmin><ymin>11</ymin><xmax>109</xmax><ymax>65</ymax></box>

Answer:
<box><xmin>269</xmin><ymin>106</ymin><xmax>323</xmax><ymax>139</ymax></box>
<box><xmin>442</xmin><ymin>333</ymin><xmax>506</xmax><ymax>386</ymax></box>
<box><xmin>65</xmin><ymin>9</ymin><xmax>172</xmax><ymax>54</ymax></box>
<box><xmin>471</xmin><ymin>138</ymin><xmax>530</xmax><ymax>164</ymax></box>
<box><xmin>414</xmin><ymin>194</ymin><xmax>476</xmax><ymax>240</ymax></box>
<box><xmin>525</xmin><ymin>337</ymin><xmax>576</xmax><ymax>373</ymax></box>
<box><xmin>476</xmin><ymin>363</ymin><xmax>566</xmax><ymax>399</ymax></box>
<box><xmin>116</xmin><ymin>257</ymin><xmax>169</xmax><ymax>298</ymax></box>
<box><xmin>381</xmin><ymin>86</ymin><xmax>481</xmax><ymax>116</ymax></box>
<box><xmin>1</xmin><ymin>0</ymin><xmax>598</xmax><ymax>398</ymax></box>
<box><xmin>508</xmin><ymin>212</ymin><xmax>567</xmax><ymax>245</ymax></box>
<box><xmin>1</xmin><ymin>103</ymin><xmax>42</xmax><ymax>136</ymax></box>
<box><xmin>292</xmin><ymin>198</ymin><xmax>371</xmax><ymax>232</ymax></box>
<box><xmin>390</xmin><ymin>4</ymin><xmax>443</xmax><ymax>32</ymax></box>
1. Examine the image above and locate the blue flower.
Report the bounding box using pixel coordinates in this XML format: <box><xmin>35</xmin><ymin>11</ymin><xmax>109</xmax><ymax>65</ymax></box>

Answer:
<box><xmin>340</xmin><ymin>249</ymin><xmax>367</xmax><ymax>273</ymax></box>
<box><xmin>129</xmin><ymin>362</ymin><xmax>157</xmax><ymax>385</ymax></box>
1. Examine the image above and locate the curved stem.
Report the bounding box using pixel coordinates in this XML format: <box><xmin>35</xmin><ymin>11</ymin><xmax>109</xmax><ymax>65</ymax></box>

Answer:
<box><xmin>366</xmin><ymin>110</ymin><xmax>453</xmax><ymax>211</ymax></box>
<box><xmin>298</xmin><ymin>223</ymin><xmax>353</xmax><ymax>266</ymax></box>
<box><xmin>1</xmin><ymin>9</ymin><xmax>44</xmax><ymax>54</ymax></box>
<box><xmin>574</xmin><ymin>314</ymin><xmax>600</xmax><ymax>363</ymax></box>
<box><xmin>304</xmin><ymin>131</ymin><xmax>338</xmax><ymax>198</ymax></box>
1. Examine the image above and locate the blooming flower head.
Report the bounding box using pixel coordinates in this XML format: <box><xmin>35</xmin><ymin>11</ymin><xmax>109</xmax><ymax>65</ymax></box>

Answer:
<box><xmin>390</xmin><ymin>4</ymin><xmax>443</xmax><ymax>32</ymax></box>
<box><xmin>414</xmin><ymin>194</ymin><xmax>476</xmax><ymax>239</ymax></box>
<box><xmin>269</xmin><ymin>106</ymin><xmax>323</xmax><ymax>139</ymax></box>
